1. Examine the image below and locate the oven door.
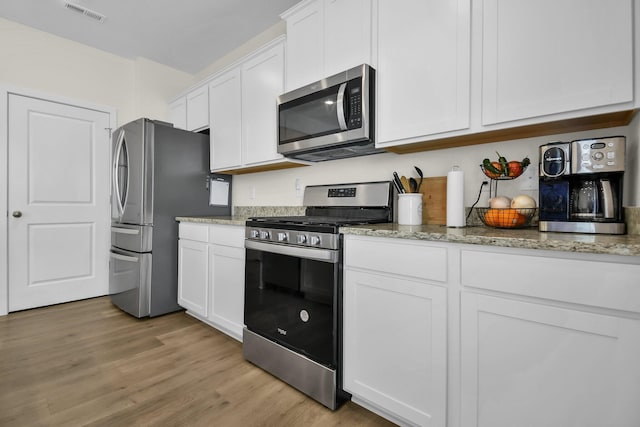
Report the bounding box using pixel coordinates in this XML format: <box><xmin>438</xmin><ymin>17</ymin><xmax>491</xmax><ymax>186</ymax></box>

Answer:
<box><xmin>244</xmin><ymin>240</ymin><xmax>339</xmax><ymax>368</ymax></box>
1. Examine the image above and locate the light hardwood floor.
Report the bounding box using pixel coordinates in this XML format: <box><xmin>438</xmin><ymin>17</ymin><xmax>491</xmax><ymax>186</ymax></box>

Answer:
<box><xmin>0</xmin><ymin>297</ymin><xmax>395</xmax><ymax>426</ymax></box>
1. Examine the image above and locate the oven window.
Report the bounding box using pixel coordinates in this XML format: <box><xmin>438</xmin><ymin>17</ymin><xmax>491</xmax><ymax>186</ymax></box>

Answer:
<box><xmin>244</xmin><ymin>248</ymin><xmax>337</xmax><ymax>367</ymax></box>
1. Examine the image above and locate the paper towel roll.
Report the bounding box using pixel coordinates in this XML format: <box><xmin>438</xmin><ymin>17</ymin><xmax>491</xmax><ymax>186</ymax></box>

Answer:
<box><xmin>447</xmin><ymin>166</ymin><xmax>465</xmax><ymax>227</ymax></box>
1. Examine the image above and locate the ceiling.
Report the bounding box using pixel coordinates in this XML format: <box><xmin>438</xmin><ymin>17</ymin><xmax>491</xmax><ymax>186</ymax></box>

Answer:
<box><xmin>0</xmin><ymin>0</ymin><xmax>300</xmax><ymax>74</ymax></box>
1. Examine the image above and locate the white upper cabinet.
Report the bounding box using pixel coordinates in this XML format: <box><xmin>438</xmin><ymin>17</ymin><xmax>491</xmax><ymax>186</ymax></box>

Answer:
<box><xmin>324</xmin><ymin>0</ymin><xmax>372</xmax><ymax>77</ymax></box>
<box><xmin>168</xmin><ymin>97</ymin><xmax>187</xmax><ymax>130</ymax></box>
<box><xmin>481</xmin><ymin>0</ymin><xmax>634</xmax><ymax>126</ymax></box>
<box><xmin>283</xmin><ymin>0</ymin><xmax>324</xmax><ymax>90</ymax></box>
<box><xmin>242</xmin><ymin>41</ymin><xmax>285</xmax><ymax>165</ymax></box>
<box><xmin>209</xmin><ymin>68</ymin><xmax>242</xmax><ymax>171</ymax></box>
<box><xmin>185</xmin><ymin>85</ymin><xmax>209</xmax><ymax>131</ymax></box>
<box><xmin>209</xmin><ymin>38</ymin><xmax>291</xmax><ymax>172</ymax></box>
<box><xmin>374</xmin><ymin>0</ymin><xmax>471</xmax><ymax>146</ymax></box>
<box><xmin>282</xmin><ymin>0</ymin><xmax>372</xmax><ymax>91</ymax></box>
<box><xmin>168</xmin><ymin>84</ymin><xmax>209</xmax><ymax>132</ymax></box>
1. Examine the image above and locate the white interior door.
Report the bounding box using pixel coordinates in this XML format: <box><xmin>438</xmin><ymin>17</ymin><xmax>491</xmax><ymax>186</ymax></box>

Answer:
<box><xmin>8</xmin><ymin>94</ymin><xmax>111</xmax><ymax>312</ymax></box>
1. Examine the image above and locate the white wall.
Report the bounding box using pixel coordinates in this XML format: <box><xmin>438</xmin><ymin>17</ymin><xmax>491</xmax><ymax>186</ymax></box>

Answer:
<box><xmin>0</xmin><ymin>17</ymin><xmax>192</xmax><ymax>126</ymax></box>
<box><xmin>191</xmin><ymin>21</ymin><xmax>286</xmax><ymax>84</ymax></box>
<box><xmin>232</xmin><ymin>125</ymin><xmax>638</xmax><ymax>209</ymax></box>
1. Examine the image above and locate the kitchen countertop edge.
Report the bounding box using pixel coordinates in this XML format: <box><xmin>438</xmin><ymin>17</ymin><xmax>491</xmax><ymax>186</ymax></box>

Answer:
<box><xmin>177</xmin><ymin>217</ymin><xmax>640</xmax><ymax>257</ymax></box>
<box><xmin>176</xmin><ymin>216</ymin><xmax>249</xmax><ymax>226</ymax></box>
<box><xmin>339</xmin><ymin>223</ymin><xmax>640</xmax><ymax>257</ymax></box>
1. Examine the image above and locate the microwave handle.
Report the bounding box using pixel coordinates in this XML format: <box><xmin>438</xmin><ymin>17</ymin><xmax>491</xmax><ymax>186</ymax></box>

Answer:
<box><xmin>336</xmin><ymin>82</ymin><xmax>348</xmax><ymax>131</ymax></box>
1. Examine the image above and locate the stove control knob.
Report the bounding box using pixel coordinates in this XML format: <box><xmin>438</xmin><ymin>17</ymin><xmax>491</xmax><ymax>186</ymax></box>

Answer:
<box><xmin>277</xmin><ymin>232</ymin><xmax>288</xmax><ymax>242</ymax></box>
<box><xmin>250</xmin><ymin>229</ymin><xmax>260</xmax><ymax>239</ymax></box>
<box><xmin>297</xmin><ymin>234</ymin><xmax>307</xmax><ymax>245</ymax></box>
<box><xmin>309</xmin><ymin>235</ymin><xmax>321</xmax><ymax>246</ymax></box>
<box><xmin>259</xmin><ymin>230</ymin><xmax>270</xmax><ymax>240</ymax></box>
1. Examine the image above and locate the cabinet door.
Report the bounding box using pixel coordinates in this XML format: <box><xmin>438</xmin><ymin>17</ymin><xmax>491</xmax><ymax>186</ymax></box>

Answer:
<box><xmin>186</xmin><ymin>85</ymin><xmax>209</xmax><ymax>131</ymax></box>
<box><xmin>343</xmin><ymin>269</ymin><xmax>447</xmax><ymax>427</ymax></box>
<box><xmin>481</xmin><ymin>0</ymin><xmax>633</xmax><ymax>125</ymax></box>
<box><xmin>209</xmin><ymin>68</ymin><xmax>242</xmax><ymax>171</ymax></box>
<box><xmin>209</xmin><ymin>244</ymin><xmax>245</xmax><ymax>341</ymax></box>
<box><xmin>177</xmin><ymin>239</ymin><xmax>208</xmax><ymax>317</ymax></box>
<box><xmin>168</xmin><ymin>97</ymin><xmax>187</xmax><ymax>130</ymax></box>
<box><xmin>461</xmin><ymin>293</ymin><xmax>640</xmax><ymax>427</ymax></box>
<box><xmin>241</xmin><ymin>42</ymin><xmax>284</xmax><ymax>166</ymax></box>
<box><xmin>375</xmin><ymin>0</ymin><xmax>470</xmax><ymax>145</ymax></box>
<box><xmin>324</xmin><ymin>0</ymin><xmax>372</xmax><ymax>77</ymax></box>
<box><xmin>284</xmin><ymin>0</ymin><xmax>324</xmax><ymax>90</ymax></box>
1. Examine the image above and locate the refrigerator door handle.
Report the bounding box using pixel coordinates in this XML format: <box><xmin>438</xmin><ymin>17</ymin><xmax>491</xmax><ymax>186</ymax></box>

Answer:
<box><xmin>112</xmin><ymin>129</ymin><xmax>127</xmax><ymax>218</ymax></box>
<box><xmin>110</xmin><ymin>252</ymin><xmax>139</xmax><ymax>263</ymax></box>
<box><xmin>112</xmin><ymin>227</ymin><xmax>140</xmax><ymax>235</ymax></box>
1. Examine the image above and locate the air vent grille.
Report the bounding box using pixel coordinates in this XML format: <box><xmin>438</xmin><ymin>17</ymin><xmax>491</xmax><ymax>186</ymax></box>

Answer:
<box><xmin>64</xmin><ymin>2</ymin><xmax>106</xmax><ymax>23</ymax></box>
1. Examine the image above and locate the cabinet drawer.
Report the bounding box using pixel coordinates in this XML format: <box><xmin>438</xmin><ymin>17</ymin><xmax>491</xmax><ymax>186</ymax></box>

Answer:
<box><xmin>178</xmin><ymin>222</ymin><xmax>209</xmax><ymax>242</ymax></box>
<box><xmin>344</xmin><ymin>236</ymin><xmax>447</xmax><ymax>282</ymax></box>
<box><xmin>461</xmin><ymin>249</ymin><xmax>640</xmax><ymax>313</ymax></box>
<box><xmin>209</xmin><ymin>225</ymin><xmax>244</xmax><ymax>248</ymax></box>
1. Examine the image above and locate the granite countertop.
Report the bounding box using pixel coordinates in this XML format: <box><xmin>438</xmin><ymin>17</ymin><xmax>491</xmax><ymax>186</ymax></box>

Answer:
<box><xmin>177</xmin><ymin>212</ymin><xmax>640</xmax><ymax>257</ymax></box>
<box><xmin>176</xmin><ymin>215</ymin><xmax>250</xmax><ymax>226</ymax></box>
<box><xmin>339</xmin><ymin>223</ymin><xmax>640</xmax><ymax>257</ymax></box>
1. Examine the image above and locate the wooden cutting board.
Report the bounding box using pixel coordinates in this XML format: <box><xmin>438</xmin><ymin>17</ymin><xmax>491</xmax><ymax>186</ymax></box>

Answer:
<box><xmin>418</xmin><ymin>176</ymin><xmax>447</xmax><ymax>225</ymax></box>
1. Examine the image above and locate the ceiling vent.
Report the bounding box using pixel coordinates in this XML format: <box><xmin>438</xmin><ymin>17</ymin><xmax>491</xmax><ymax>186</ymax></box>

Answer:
<box><xmin>63</xmin><ymin>2</ymin><xmax>106</xmax><ymax>23</ymax></box>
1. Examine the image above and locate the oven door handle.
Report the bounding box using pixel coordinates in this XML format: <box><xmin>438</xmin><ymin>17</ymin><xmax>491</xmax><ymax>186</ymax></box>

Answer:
<box><xmin>245</xmin><ymin>240</ymin><xmax>338</xmax><ymax>263</ymax></box>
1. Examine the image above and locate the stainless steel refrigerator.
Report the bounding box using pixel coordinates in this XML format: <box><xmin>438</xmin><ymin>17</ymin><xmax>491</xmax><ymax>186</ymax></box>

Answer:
<box><xmin>109</xmin><ymin>118</ymin><xmax>231</xmax><ymax>318</ymax></box>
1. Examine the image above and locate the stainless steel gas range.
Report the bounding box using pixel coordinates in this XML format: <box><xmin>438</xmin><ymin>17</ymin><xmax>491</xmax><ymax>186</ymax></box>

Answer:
<box><xmin>242</xmin><ymin>181</ymin><xmax>394</xmax><ymax>409</ymax></box>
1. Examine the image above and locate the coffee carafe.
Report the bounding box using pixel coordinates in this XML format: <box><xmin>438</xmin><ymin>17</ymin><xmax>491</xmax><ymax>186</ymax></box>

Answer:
<box><xmin>539</xmin><ymin>136</ymin><xmax>625</xmax><ymax>234</ymax></box>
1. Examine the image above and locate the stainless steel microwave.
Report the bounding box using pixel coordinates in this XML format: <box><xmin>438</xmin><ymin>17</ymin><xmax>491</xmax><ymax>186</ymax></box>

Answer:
<box><xmin>277</xmin><ymin>64</ymin><xmax>382</xmax><ymax>162</ymax></box>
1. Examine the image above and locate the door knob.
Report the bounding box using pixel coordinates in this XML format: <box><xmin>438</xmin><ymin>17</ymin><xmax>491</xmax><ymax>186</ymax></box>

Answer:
<box><xmin>12</xmin><ymin>211</ymin><xmax>22</xmax><ymax>218</ymax></box>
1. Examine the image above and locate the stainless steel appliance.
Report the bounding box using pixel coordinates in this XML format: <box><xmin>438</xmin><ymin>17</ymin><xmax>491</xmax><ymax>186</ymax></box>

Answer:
<box><xmin>538</xmin><ymin>136</ymin><xmax>625</xmax><ymax>234</ymax></box>
<box><xmin>277</xmin><ymin>64</ymin><xmax>382</xmax><ymax>162</ymax></box>
<box><xmin>243</xmin><ymin>181</ymin><xmax>393</xmax><ymax>409</ymax></box>
<box><xmin>109</xmin><ymin>118</ymin><xmax>231</xmax><ymax>318</ymax></box>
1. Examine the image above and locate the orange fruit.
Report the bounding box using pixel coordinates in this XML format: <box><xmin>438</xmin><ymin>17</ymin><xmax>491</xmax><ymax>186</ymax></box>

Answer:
<box><xmin>483</xmin><ymin>208</ymin><xmax>527</xmax><ymax>227</ymax></box>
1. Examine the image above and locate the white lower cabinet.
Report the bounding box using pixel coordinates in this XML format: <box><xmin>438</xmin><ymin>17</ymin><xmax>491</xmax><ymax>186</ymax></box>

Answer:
<box><xmin>459</xmin><ymin>247</ymin><xmax>640</xmax><ymax>427</ymax></box>
<box><xmin>178</xmin><ymin>222</ymin><xmax>245</xmax><ymax>341</ymax></box>
<box><xmin>461</xmin><ymin>292</ymin><xmax>640</xmax><ymax>427</ymax></box>
<box><xmin>177</xmin><ymin>238</ymin><xmax>208</xmax><ymax>317</ymax></box>
<box><xmin>343</xmin><ymin>270</ymin><xmax>448</xmax><ymax>427</ymax></box>
<box><xmin>343</xmin><ymin>236</ymin><xmax>449</xmax><ymax>427</ymax></box>
<box><xmin>343</xmin><ymin>235</ymin><xmax>640</xmax><ymax>427</ymax></box>
<box><xmin>208</xmin><ymin>234</ymin><xmax>245</xmax><ymax>341</ymax></box>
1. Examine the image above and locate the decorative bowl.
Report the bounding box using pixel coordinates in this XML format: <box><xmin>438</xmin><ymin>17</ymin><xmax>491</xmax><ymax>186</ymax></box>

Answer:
<box><xmin>475</xmin><ymin>207</ymin><xmax>537</xmax><ymax>228</ymax></box>
<box><xmin>480</xmin><ymin>164</ymin><xmax>527</xmax><ymax>180</ymax></box>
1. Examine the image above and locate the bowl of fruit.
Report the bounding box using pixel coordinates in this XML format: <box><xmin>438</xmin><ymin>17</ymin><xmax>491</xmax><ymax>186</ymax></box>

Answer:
<box><xmin>476</xmin><ymin>195</ymin><xmax>537</xmax><ymax>228</ymax></box>
<box><xmin>481</xmin><ymin>152</ymin><xmax>530</xmax><ymax>180</ymax></box>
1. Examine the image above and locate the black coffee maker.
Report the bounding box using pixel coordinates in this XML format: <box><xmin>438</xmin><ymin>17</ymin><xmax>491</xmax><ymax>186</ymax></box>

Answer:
<box><xmin>538</xmin><ymin>136</ymin><xmax>625</xmax><ymax>234</ymax></box>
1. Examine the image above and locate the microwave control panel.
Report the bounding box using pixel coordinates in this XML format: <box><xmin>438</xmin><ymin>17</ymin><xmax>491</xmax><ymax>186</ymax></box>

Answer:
<box><xmin>348</xmin><ymin>86</ymin><xmax>362</xmax><ymax>129</ymax></box>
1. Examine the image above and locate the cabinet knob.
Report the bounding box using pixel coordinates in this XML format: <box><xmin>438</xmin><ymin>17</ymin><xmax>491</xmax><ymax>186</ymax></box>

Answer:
<box><xmin>12</xmin><ymin>211</ymin><xmax>22</xmax><ymax>218</ymax></box>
